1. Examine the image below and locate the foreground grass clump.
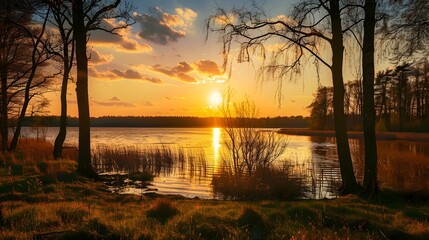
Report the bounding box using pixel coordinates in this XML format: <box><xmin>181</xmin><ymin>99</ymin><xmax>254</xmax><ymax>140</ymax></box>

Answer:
<box><xmin>146</xmin><ymin>198</ymin><xmax>179</xmax><ymax>224</ymax></box>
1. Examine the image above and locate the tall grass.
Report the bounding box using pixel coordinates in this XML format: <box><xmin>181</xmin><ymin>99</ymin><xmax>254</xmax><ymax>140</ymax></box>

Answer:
<box><xmin>92</xmin><ymin>144</ymin><xmax>206</xmax><ymax>176</ymax></box>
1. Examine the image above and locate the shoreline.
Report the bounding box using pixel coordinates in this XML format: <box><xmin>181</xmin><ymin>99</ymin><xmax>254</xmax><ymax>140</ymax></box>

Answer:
<box><xmin>277</xmin><ymin>128</ymin><xmax>429</xmax><ymax>142</ymax></box>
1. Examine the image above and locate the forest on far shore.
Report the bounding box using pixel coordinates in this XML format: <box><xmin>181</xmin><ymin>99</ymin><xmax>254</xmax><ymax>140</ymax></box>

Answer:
<box><xmin>19</xmin><ymin>115</ymin><xmax>309</xmax><ymax>128</ymax></box>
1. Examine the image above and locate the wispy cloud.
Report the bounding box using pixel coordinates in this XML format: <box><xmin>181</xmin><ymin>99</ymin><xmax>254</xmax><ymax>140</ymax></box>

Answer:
<box><xmin>194</xmin><ymin>60</ymin><xmax>222</xmax><ymax>76</ymax></box>
<box><xmin>89</xmin><ymin>67</ymin><xmax>162</xmax><ymax>84</ymax></box>
<box><xmin>90</xmin><ymin>19</ymin><xmax>152</xmax><ymax>53</ymax></box>
<box><xmin>143</xmin><ymin>101</ymin><xmax>154</xmax><ymax>106</ymax></box>
<box><xmin>152</xmin><ymin>61</ymin><xmax>196</xmax><ymax>83</ymax></box>
<box><xmin>151</xmin><ymin>59</ymin><xmax>226</xmax><ymax>84</ymax></box>
<box><xmin>93</xmin><ymin>100</ymin><xmax>135</xmax><ymax>107</ymax></box>
<box><xmin>88</xmin><ymin>48</ymin><xmax>113</xmax><ymax>65</ymax></box>
<box><xmin>109</xmin><ymin>96</ymin><xmax>121</xmax><ymax>101</ymax></box>
<box><xmin>133</xmin><ymin>7</ymin><xmax>197</xmax><ymax>45</ymax></box>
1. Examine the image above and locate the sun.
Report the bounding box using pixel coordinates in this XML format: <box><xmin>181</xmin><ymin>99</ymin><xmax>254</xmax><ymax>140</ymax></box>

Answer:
<box><xmin>209</xmin><ymin>91</ymin><xmax>223</xmax><ymax>107</ymax></box>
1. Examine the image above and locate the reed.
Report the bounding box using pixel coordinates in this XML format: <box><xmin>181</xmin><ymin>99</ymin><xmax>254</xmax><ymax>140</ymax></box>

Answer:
<box><xmin>92</xmin><ymin>144</ymin><xmax>207</xmax><ymax>176</ymax></box>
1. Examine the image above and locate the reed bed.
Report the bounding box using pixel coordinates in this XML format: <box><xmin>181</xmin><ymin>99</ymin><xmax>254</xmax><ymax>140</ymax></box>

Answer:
<box><xmin>91</xmin><ymin>144</ymin><xmax>209</xmax><ymax>179</ymax></box>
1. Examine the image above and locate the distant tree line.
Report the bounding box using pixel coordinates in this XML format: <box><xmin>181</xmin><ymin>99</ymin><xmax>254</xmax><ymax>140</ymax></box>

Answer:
<box><xmin>308</xmin><ymin>60</ymin><xmax>429</xmax><ymax>132</ymax></box>
<box><xmin>20</xmin><ymin>115</ymin><xmax>309</xmax><ymax>128</ymax></box>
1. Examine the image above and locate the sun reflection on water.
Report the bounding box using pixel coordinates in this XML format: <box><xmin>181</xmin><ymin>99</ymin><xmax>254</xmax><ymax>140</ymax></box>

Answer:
<box><xmin>212</xmin><ymin>128</ymin><xmax>221</xmax><ymax>169</ymax></box>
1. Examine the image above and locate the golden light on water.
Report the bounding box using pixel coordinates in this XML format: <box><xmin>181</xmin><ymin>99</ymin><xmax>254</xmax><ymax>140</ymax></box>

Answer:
<box><xmin>212</xmin><ymin>127</ymin><xmax>221</xmax><ymax>168</ymax></box>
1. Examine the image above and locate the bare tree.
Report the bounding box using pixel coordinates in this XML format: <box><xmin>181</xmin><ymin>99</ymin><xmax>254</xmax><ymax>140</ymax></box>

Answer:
<box><xmin>72</xmin><ymin>0</ymin><xmax>132</xmax><ymax>178</ymax></box>
<box><xmin>0</xmin><ymin>0</ymin><xmax>33</xmax><ymax>151</ymax></box>
<box><xmin>207</xmin><ymin>0</ymin><xmax>359</xmax><ymax>193</ymax></box>
<box><xmin>385</xmin><ymin>0</ymin><xmax>429</xmax><ymax>61</ymax></box>
<box><xmin>9</xmin><ymin>7</ymin><xmax>54</xmax><ymax>151</ymax></box>
<box><xmin>0</xmin><ymin>0</ymin><xmax>54</xmax><ymax>151</ymax></box>
<box><xmin>44</xmin><ymin>0</ymin><xmax>75</xmax><ymax>159</ymax></box>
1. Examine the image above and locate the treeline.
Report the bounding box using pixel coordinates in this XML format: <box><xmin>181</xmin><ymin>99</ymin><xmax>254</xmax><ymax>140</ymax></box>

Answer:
<box><xmin>21</xmin><ymin>115</ymin><xmax>309</xmax><ymax>128</ymax></box>
<box><xmin>308</xmin><ymin>60</ymin><xmax>429</xmax><ymax>132</ymax></box>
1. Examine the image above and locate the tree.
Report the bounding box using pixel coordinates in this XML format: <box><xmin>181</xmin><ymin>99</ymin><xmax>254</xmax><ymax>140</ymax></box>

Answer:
<box><xmin>0</xmin><ymin>0</ymin><xmax>53</xmax><ymax>151</ymax></box>
<box><xmin>386</xmin><ymin>0</ymin><xmax>429</xmax><ymax>61</ymax></box>
<box><xmin>44</xmin><ymin>0</ymin><xmax>75</xmax><ymax>159</ymax></box>
<box><xmin>207</xmin><ymin>0</ymin><xmax>359</xmax><ymax>193</ymax></box>
<box><xmin>307</xmin><ymin>86</ymin><xmax>332</xmax><ymax>130</ymax></box>
<box><xmin>361</xmin><ymin>0</ymin><xmax>379</xmax><ymax>196</ymax></box>
<box><xmin>0</xmin><ymin>0</ymin><xmax>32</xmax><ymax>151</ymax></box>
<box><xmin>9</xmin><ymin>6</ymin><xmax>54</xmax><ymax>151</ymax></box>
<box><xmin>71</xmin><ymin>0</ymin><xmax>131</xmax><ymax>178</ymax></box>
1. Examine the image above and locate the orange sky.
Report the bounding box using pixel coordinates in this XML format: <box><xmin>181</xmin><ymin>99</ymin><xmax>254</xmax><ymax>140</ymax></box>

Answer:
<box><xmin>43</xmin><ymin>0</ymin><xmax>355</xmax><ymax>118</ymax></box>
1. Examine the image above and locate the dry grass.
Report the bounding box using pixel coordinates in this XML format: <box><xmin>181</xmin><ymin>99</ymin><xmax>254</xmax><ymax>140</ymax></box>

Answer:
<box><xmin>91</xmin><ymin>145</ymin><xmax>203</xmax><ymax>176</ymax></box>
<box><xmin>146</xmin><ymin>198</ymin><xmax>179</xmax><ymax>224</ymax></box>
<box><xmin>0</xmin><ymin>138</ymin><xmax>428</xmax><ymax>239</ymax></box>
<box><xmin>0</xmin><ymin>180</ymin><xmax>428</xmax><ymax>239</ymax></box>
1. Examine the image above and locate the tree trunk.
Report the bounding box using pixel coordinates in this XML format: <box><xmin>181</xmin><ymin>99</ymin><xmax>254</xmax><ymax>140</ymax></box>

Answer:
<box><xmin>362</xmin><ymin>0</ymin><xmax>379</xmax><ymax>197</ymax></box>
<box><xmin>0</xmin><ymin>65</ymin><xmax>8</xmax><ymax>151</ymax></box>
<box><xmin>53</xmin><ymin>68</ymin><xmax>69</xmax><ymax>159</ymax></box>
<box><xmin>73</xmin><ymin>0</ymin><xmax>96</xmax><ymax>178</ymax></box>
<box><xmin>330</xmin><ymin>0</ymin><xmax>358</xmax><ymax>194</ymax></box>
<box><xmin>53</xmin><ymin>40</ymin><xmax>71</xmax><ymax>159</ymax></box>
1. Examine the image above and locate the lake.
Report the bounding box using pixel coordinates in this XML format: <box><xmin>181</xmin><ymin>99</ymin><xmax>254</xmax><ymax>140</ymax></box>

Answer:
<box><xmin>20</xmin><ymin>127</ymin><xmax>429</xmax><ymax>199</ymax></box>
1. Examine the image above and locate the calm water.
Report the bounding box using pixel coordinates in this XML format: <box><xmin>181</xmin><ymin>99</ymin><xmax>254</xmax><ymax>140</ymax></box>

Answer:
<box><xmin>21</xmin><ymin>127</ymin><xmax>429</xmax><ymax>199</ymax></box>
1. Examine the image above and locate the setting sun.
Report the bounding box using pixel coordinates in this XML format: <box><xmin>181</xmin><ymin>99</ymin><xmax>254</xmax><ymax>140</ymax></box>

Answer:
<box><xmin>209</xmin><ymin>91</ymin><xmax>223</xmax><ymax>107</ymax></box>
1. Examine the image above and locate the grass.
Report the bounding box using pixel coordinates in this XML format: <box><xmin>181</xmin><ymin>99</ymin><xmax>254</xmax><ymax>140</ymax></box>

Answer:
<box><xmin>1</xmin><ymin>139</ymin><xmax>429</xmax><ymax>239</ymax></box>
<box><xmin>146</xmin><ymin>198</ymin><xmax>179</xmax><ymax>224</ymax></box>
<box><xmin>1</xmin><ymin>176</ymin><xmax>428</xmax><ymax>239</ymax></box>
<box><xmin>92</xmin><ymin>144</ymin><xmax>199</xmax><ymax>176</ymax></box>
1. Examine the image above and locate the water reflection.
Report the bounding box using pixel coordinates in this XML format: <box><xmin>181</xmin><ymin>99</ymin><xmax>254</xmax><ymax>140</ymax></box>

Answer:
<box><xmin>212</xmin><ymin>128</ymin><xmax>221</xmax><ymax>169</ymax></box>
<box><xmin>21</xmin><ymin>127</ymin><xmax>429</xmax><ymax>199</ymax></box>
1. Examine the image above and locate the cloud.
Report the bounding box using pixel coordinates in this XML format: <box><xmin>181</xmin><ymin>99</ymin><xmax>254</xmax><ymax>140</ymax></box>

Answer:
<box><xmin>143</xmin><ymin>101</ymin><xmax>153</xmax><ymax>106</ymax></box>
<box><xmin>152</xmin><ymin>61</ymin><xmax>196</xmax><ymax>83</ymax></box>
<box><xmin>109</xmin><ymin>96</ymin><xmax>121</xmax><ymax>101</ymax></box>
<box><xmin>111</xmin><ymin>69</ymin><xmax>142</xmax><ymax>79</ymax></box>
<box><xmin>89</xmin><ymin>67</ymin><xmax>162</xmax><ymax>84</ymax></box>
<box><xmin>193</xmin><ymin>60</ymin><xmax>222</xmax><ymax>76</ymax></box>
<box><xmin>90</xmin><ymin>19</ymin><xmax>152</xmax><ymax>53</ymax></box>
<box><xmin>133</xmin><ymin>7</ymin><xmax>197</xmax><ymax>45</ymax></box>
<box><xmin>175</xmin><ymin>8</ymin><xmax>198</xmax><ymax>22</ymax></box>
<box><xmin>165</xmin><ymin>96</ymin><xmax>185</xmax><ymax>100</ymax></box>
<box><xmin>151</xmin><ymin>59</ymin><xmax>226</xmax><ymax>84</ymax></box>
<box><xmin>93</xmin><ymin>100</ymin><xmax>135</xmax><ymax>107</ymax></box>
<box><xmin>88</xmin><ymin>49</ymin><xmax>114</xmax><ymax>65</ymax></box>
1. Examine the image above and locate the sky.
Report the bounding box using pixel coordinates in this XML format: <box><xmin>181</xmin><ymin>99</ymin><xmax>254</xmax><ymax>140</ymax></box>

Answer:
<box><xmin>45</xmin><ymin>0</ymin><xmax>339</xmax><ymax>118</ymax></box>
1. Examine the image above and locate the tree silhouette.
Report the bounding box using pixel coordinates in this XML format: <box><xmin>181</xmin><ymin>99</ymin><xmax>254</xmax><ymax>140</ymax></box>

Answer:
<box><xmin>72</xmin><ymin>0</ymin><xmax>132</xmax><ymax>178</ymax></box>
<box><xmin>43</xmin><ymin>0</ymin><xmax>75</xmax><ymax>160</ymax></box>
<box><xmin>207</xmin><ymin>0</ymin><xmax>359</xmax><ymax>193</ymax></box>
